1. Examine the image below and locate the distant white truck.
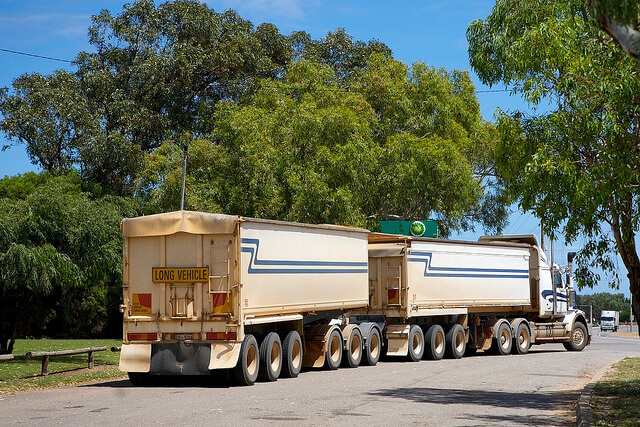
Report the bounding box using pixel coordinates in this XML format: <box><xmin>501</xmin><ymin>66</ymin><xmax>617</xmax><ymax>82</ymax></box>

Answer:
<box><xmin>600</xmin><ymin>310</ymin><xmax>620</xmax><ymax>332</ymax></box>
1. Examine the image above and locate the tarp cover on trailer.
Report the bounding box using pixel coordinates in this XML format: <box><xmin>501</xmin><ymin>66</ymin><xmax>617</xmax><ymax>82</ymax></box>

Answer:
<box><xmin>121</xmin><ymin>210</ymin><xmax>239</xmax><ymax>237</ymax></box>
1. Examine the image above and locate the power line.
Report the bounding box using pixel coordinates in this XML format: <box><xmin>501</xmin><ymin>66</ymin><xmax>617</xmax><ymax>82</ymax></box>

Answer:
<box><xmin>0</xmin><ymin>48</ymin><xmax>73</xmax><ymax>64</ymax></box>
<box><xmin>0</xmin><ymin>47</ymin><xmax>513</xmax><ymax>94</ymax></box>
<box><xmin>476</xmin><ymin>89</ymin><xmax>510</xmax><ymax>93</ymax></box>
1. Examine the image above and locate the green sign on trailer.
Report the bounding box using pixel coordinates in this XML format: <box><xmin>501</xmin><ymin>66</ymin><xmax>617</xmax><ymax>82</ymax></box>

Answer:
<box><xmin>379</xmin><ymin>220</ymin><xmax>438</xmax><ymax>237</ymax></box>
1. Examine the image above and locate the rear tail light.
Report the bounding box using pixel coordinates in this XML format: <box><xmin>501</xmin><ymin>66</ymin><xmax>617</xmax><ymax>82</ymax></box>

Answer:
<box><xmin>128</xmin><ymin>333</ymin><xmax>158</xmax><ymax>341</ymax></box>
<box><xmin>206</xmin><ymin>332</ymin><xmax>237</xmax><ymax>340</ymax></box>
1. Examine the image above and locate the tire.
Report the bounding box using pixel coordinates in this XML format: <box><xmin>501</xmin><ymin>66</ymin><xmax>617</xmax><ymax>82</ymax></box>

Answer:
<box><xmin>490</xmin><ymin>322</ymin><xmax>512</xmax><ymax>355</ymax></box>
<box><xmin>407</xmin><ymin>324</ymin><xmax>425</xmax><ymax>362</ymax></box>
<box><xmin>363</xmin><ymin>327</ymin><xmax>382</xmax><ymax>366</ymax></box>
<box><xmin>512</xmin><ymin>321</ymin><xmax>531</xmax><ymax>355</ymax></box>
<box><xmin>563</xmin><ymin>322</ymin><xmax>588</xmax><ymax>352</ymax></box>
<box><xmin>233</xmin><ymin>334</ymin><xmax>259</xmax><ymax>386</ymax></box>
<box><xmin>342</xmin><ymin>327</ymin><xmax>363</xmax><ymax>368</ymax></box>
<box><xmin>258</xmin><ymin>332</ymin><xmax>282</xmax><ymax>382</ymax></box>
<box><xmin>424</xmin><ymin>324</ymin><xmax>445</xmax><ymax>360</ymax></box>
<box><xmin>281</xmin><ymin>330</ymin><xmax>303</xmax><ymax>378</ymax></box>
<box><xmin>445</xmin><ymin>324</ymin><xmax>466</xmax><ymax>359</ymax></box>
<box><xmin>128</xmin><ymin>372</ymin><xmax>150</xmax><ymax>386</ymax></box>
<box><xmin>324</xmin><ymin>328</ymin><xmax>343</xmax><ymax>370</ymax></box>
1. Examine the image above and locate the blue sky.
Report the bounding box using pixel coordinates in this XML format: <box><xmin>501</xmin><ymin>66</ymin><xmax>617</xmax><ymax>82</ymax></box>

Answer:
<box><xmin>0</xmin><ymin>0</ymin><xmax>628</xmax><ymax>296</ymax></box>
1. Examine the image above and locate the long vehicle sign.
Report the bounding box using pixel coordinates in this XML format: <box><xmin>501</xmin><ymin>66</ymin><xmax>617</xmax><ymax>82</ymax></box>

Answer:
<box><xmin>152</xmin><ymin>267</ymin><xmax>209</xmax><ymax>283</ymax></box>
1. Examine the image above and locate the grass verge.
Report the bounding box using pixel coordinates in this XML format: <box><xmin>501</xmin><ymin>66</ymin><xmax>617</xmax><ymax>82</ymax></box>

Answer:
<box><xmin>0</xmin><ymin>339</ymin><xmax>127</xmax><ymax>396</ymax></box>
<box><xmin>591</xmin><ymin>357</ymin><xmax>640</xmax><ymax>426</ymax></box>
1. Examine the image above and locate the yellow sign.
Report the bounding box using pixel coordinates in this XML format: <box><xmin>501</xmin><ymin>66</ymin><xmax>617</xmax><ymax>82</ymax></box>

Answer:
<box><xmin>152</xmin><ymin>267</ymin><xmax>209</xmax><ymax>283</ymax></box>
<box><xmin>132</xmin><ymin>293</ymin><xmax>152</xmax><ymax>315</ymax></box>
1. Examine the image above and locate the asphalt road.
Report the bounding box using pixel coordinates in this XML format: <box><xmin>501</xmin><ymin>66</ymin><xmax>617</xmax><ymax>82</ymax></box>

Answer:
<box><xmin>1</xmin><ymin>329</ymin><xmax>638</xmax><ymax>426</ymax></box>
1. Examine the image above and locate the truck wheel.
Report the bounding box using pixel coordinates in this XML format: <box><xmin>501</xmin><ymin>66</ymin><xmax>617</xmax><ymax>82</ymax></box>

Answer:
<box><xmin>513</xmin><ymin>322</ymin><xmax>531</xmax><ymax>355</ymax></box>
<box><xmin>407</xmin><ymin>324</ymin><xmax>425</xmax><ymax>361</ymax></box>
<box><xmin>445</xmin><ymin>324</ymin><xmax>466</xmax><ymax>359</ymax></box>
<box><xmin>325</xmin><ymin>329</ymin><xmax>343</xmax><ymax>370</ymax></box>
<box><xmin>563</xmin><ymin>322</ymin><xmax>588</xmax><ymax>352</ymax></box>
<box><xmin>363</xmin><ymin>327</ymin><xmax>382</xmax><ymax>366</ymax></box>
<box><xmin>342</xmin><ymin>327</ymin><xmax>363</xmax><ymax>368</ymax></box>
<box><xmin>258</xmin><ymin>332</ymin><xmax>282</xmax><ymax>382</ymax></box>
<box><xmin>424</xmin><ymin>324</ymin><xmax>445</xmax><ymax>360</ymax></box>
<box><xmin>282</xmin><ymin>331</ymin><xmax>302</xmax><ymax>378</ymax></box>
<box><xmin>233</xmin><ymin>334</ymin><xmax>259</xmax><ymax>386</ymax></box>
<box><xmin>490</xmin><ymin>322</ymin><xmax>512</xmax><ymax>355</ymax></box>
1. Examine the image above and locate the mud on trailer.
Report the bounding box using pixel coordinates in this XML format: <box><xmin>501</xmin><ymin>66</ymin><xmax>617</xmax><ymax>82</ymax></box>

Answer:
<box><xmin>119</xmin><ymin>211</ymin><xmax>591</xmax><ymax>386</ymax></box>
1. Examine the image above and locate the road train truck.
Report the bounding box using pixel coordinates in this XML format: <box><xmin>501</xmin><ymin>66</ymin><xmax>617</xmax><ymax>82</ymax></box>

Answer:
<box><xmin>119</xmin><ymin>211</ymin><xmax>591</xmax><ymax>385</ymax></box>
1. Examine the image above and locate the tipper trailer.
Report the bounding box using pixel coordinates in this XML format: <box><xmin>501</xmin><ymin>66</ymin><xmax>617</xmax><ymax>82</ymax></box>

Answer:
<box><xmin>119</xmin><ymin>210</ymin><xmax>377</xmax><ymax>385</ymax></box>
<box><xmin>119</xmin><ymin>211</ymin><xmax>591</xmax><ymax>386</ymax></box>
<box><xmin>353</xmin><ymin>234</ymin><xmax>591</xmax><ymax>361</ymax></box>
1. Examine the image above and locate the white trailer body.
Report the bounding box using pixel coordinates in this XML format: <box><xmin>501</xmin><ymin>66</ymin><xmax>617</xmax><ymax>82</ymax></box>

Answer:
<box><xmin>600</xmin><ymin>310</ymin><xmax>620</xmax><ymax>331</ymax></box>
<box><xmin>119</xmin><ymin>211</ymin><xmax>370</xmax><ymax>383</ymax></box>
<box><xmin>353</xmin><ymin>234</ymin><xmax>590</xmax><ymax>359</ymax></box>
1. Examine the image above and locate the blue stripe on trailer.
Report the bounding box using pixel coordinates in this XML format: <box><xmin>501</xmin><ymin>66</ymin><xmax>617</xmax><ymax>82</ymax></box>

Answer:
<box><xmin>408</xmin><ymin>251</ymin><xmax>529</xmax><ymax>279</ymax></box>
<box><xmin>241</xmin><ymin>238</ymin><xmax>368</xmax><ymax>274</ymax></box>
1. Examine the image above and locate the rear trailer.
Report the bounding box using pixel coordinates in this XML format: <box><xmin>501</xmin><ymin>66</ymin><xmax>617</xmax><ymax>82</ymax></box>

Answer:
<box><xmin>119</xmin><ymin>211</ymin><xmax>372</xmax><ymax>385</ymax></box>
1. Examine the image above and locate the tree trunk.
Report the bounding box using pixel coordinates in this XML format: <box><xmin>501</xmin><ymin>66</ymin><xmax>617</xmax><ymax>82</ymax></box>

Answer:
<box><xmin>611</xmin><ymin>207</ymin><xmax>640</xmax><ymax>337</ymax></box>
<box><xmin>589</xmin><ymin>0</ymin><xmax>640</xmax><ymax>59</ymax></box>
<box><xmin>628</xmin><ymin>267</ymin><xmax>640</xmax><ymax>337</ymax></box>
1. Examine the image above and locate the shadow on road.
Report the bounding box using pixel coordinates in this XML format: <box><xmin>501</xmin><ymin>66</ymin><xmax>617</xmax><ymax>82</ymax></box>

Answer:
<box><xmin>368</xmin><ymin>386</ymin><xmax>577</xmax><ymax>426</ymax></box>
<box><xmin>81</xmin><ymin>373</ymin><xmax>234</xmax><ymax>389</ymax></box>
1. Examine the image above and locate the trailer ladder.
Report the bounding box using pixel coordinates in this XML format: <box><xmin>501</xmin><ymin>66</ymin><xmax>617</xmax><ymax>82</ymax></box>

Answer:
<box><xmin>386</xmin><ymin>263</ymin><xmax>403</xmax><ymax>307</ymax></box>
<box><xmin>209</xmin><ymin>242</ymin><xmax>232</xmax><ymax>316</ymax></box>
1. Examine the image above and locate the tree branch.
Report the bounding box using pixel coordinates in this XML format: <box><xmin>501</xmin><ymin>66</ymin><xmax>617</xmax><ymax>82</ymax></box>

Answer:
<box><xmin>589</xmin><ymin>0</ymin><xmax>640</xmax><ymax>58</ymax></box>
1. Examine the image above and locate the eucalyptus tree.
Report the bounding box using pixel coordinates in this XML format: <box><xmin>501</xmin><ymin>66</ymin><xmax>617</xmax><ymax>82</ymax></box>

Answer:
<box><xmin>0</xmin><ymin>174</ymin><xmax>139</xmax><ymax>353</ymax></box>
<box><xmin>468</xmin><ymin>0</ymin><xmax>640</xmax><ymax>323</ymax></box>
<box><xmin>140</xmin><ymin>56</ymin><xmax>506</xmax><ymax>235</ymax></box>
<box><xmin>0</xmin><ymin>71</ymin><xmax>95</xmax><ymax>174</ymax></box>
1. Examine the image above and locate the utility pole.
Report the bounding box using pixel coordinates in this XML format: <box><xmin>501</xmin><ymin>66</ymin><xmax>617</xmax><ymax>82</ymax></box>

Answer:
<box><xmin>180</xmin><ymin>144</ymin><xmax>187</xmax><ymax>211</ymax></box>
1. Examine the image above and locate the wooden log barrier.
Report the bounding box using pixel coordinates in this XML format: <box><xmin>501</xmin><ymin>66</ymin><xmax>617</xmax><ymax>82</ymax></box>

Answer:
<box><xmin>26</xmin><ymin>346</ymin><xmax>108</xmax><ymax>376</ymax></box>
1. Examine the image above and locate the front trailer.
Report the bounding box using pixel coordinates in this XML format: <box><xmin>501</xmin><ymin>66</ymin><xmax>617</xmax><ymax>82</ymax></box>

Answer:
<box><xmin>351</xmin><ymin>234</ymin><xmax>591</xmax><ymax>361</ymax></box>
<box><xmin>119</xmin><ymin>211</ymin><xmax>375</xmax><ymax>385</ymax></box>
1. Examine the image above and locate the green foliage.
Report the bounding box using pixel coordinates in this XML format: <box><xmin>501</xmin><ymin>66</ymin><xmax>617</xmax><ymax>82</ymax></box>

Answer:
<box><xmin>0</xmin><ymin>172</ymin><xmax>48</xmax><ymax>199</ymax></box>
<box><xmin>0</xmin><ymin>173</ymin><xmax>140</xmax><ymax>353</ymax></box>
<box><xmin>139</xmin><ymin>57</ymin><xmax>505</xmax><ymax>234</ymax></box>
<box><xmin>577</xmin><ymin>292</ymin><xmax>630</xmax><ymax>322</ymax></box>
<box><xmin>468</xmin><ymin>0</ymin><xmax>640</xmax><ymax>320</ymax></box>
<box><xmin>1</xmin><ymin>1</ymin><xmax>504</xmax><ymax>234</ymax></box>
<box><xmin>0</xmin><ymin>71</ymin><xmax>95</xmax><ymax>174</ymax></box>
<box><xmin>300</xmin><ymin>28</ymin><xmax>393</xmax><ymax>83</ymax></box>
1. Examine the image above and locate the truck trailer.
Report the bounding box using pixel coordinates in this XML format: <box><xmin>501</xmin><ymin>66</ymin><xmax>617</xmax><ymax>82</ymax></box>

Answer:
<box><xmin>119</xmin><ymin>211</ymin><xmax>591</xmax><ymax>385</ymax></box>
<box><xmin>119</xmin><ymin>210</ymin><xmax>375</xmax><ymax>385</ymax></box>
<box><xmin>353</xmin><ymin>234</ymin><xmax>591</xmax><ymax>360</ymax></box>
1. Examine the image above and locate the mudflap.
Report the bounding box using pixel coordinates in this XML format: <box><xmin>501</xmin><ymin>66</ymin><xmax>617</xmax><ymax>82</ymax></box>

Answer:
<box><xmin>149</xmin><ymin>342</ymin><xmax>212</xmax><ymax>375</ymax></box>
<box><xmin>120</xmin><ymin>343</ymin><xmax>152</xmax><ymax>373</ymax></box>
